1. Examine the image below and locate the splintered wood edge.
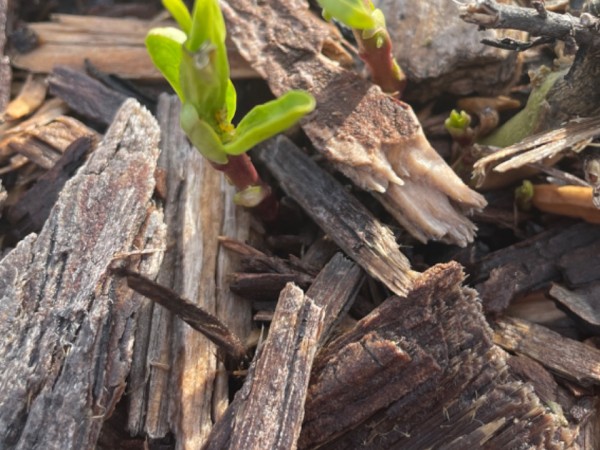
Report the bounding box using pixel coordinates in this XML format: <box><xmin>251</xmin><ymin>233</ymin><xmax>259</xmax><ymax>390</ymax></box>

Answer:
<box><xmin>259</xmin><ymin>136</ymin><xmax>417</xmax><ymax>297</ymax></box>
<box><xmin>205</xmin><ymin>283</ymin><xmax>324</xmax><ymax>450</ymax></box>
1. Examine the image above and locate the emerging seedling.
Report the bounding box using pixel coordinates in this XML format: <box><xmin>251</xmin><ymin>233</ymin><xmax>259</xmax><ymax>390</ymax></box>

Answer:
<box><xmin>146</xmin><ymin>0</ymin><xmax>316</xmax><ymax>220</ymax></box>
<box><xmin>317</xmin><ymin>0</ymin><xmax>406</xmax><ymax>96</ymax></box>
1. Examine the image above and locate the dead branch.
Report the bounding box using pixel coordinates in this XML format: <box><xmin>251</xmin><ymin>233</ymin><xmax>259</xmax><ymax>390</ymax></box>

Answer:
<box><xmin>459</xmin><ymin>0</ymin><xmax>600</xmax><ymax>46</ymax></box>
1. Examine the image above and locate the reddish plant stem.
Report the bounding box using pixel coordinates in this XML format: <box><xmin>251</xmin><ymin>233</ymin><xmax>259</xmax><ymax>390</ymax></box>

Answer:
<box><xmin>353</xmin><ymin>29</ymin><xmax>406</xmax><ymax>97</ymax></box>
<box><xmin>211</xmin><ymin>154</ymin><xmax>279</xmax><ymax>221</ymax></box>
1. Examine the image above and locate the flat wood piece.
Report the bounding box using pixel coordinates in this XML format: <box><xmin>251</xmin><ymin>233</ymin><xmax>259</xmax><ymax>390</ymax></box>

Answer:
<box><xmin>0</xmin><ymin>99</ymin><xmax>164</xmax><ymax>449</ymax></box>
<box><xmin>127</xmin><ymin>95</ymin><xmax>253</xmax><ymax>446</ymax></box>
<box><xmin>206</xmin><ymin>284</ymin><xmax>323</xmax><ymax>450</ymax></box>
<box><xmin>494</xmin><ymin>316</ymin><xmax>600</xmax><ymax>386</ymax></box>
<box><xmin>259</xmin><ymin>135</ymin><xmax>416</xmax><ymax>297</ymax></box>
<box><xmin>299</xmin><ymin>263</ymin><xmax>576</xmax><ymax>449</ymax></box>
<box><xmin>471</xmin><ymin>222</ymin><xmax>600</xmax><ymax>312</ymax></box>
<box><xmin>550</xmin><ymin>282</ymin><xmax>600</xmax><ymax>326</ymax></box>
<box><xmin>222</xmin><ymin>0</ymin><xmax>486</xmax><ymax>246</ymax></box>
<box><xmin>48</xmin><ymin>65</ymin><xmax>129</xmax><ymax>126</ymax></box>
<box><xmin>11</xmin><ymin>14</ymin><xmax>256</xmax><ymax>80</ymax></box>
<box><xmin>305</xmin><ymin>252</ymin><xmax>364</xmax><ymax>344</ymax></box>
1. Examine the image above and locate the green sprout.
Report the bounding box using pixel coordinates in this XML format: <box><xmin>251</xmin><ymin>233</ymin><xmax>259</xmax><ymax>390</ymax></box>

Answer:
<box><xmin>444</xmin><ymin>109</ymin><xmax>475</xmax><ymax>147</ymax></box>
<box><xmin>317</xmin><ymin>0</ymin><xmax>406</xmax><ymax>96</ymax></box>
<box><xmin>146</xmin><ymin>0</ymin><xmax>316</xmax><ymax>218</ymax></box>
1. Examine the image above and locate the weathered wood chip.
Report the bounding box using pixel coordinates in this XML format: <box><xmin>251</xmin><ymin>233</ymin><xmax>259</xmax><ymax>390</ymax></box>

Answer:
<box><xmin>493</xmin><ymin>316</ymin><xmax>600</xmax><ymax>387</ymax></box>
<box><xmin>299</xmin><ymin>262</ymin><xmax>577</xmax><ymax>449</ymax></box>
<box><xmin>205</xmin><ymin>284</ymin><xmax>324</xmax><ymax>450</ymax></box>
<box><xmin>0</xmin><ymin>99</ymin><xmax>164</xmax><ymax>449</ymax></box>
<box><xmin>48</xmin><ymin>65</ymin><xmax>129</xmax><ymax>126</ymax></box>
<box><xmin>222</xmin><ymin>0</ymin><xmax>486</xmax><ymax>246</ymax></box>
<box><xmin>11</xmin><ymin>14</ymin><xmax>256</xmax><ymax>80</ymax></box>
<box><xmin>259</xmin><ymin>135</ymin><xmax>417</xmax><ymax>297</ymax></box>
<box><xmin>471</xmin><ymin>222</ymin><xmax>600</xmax><ymax>312</ymax></box>
<box><xmin>126</xmin><ymin>95</ymin><xmax>253</xmax><ymax>445</ymax></box>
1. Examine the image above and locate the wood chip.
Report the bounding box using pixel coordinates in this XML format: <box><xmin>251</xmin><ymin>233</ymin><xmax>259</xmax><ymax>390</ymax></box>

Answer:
<box><xmin>2</xmin><ymin>115</ymin><xmax>97</xmax><ymax>169</ymax></box>
<box><xmin>493</xmin><ymin>316</ymin><xmax>600</xmax><ymax>387</ymax></box>
<box><xmin>2</xmin><ymin>73</ymin><xmax>47</xmax><ymax>121</ymax></box>
<box><xmin>550</xmin><ymin>283</ymin><xmax>600</xmax><ymax>327</ymax></box>
<box><xmin>299</xmin><ymin>262</ymin><xmax>576</xmax><ymax>449</ymax></box>
<box><xmin>205</xmin><ymin>283</ymin><xmax>323</xmax><ymax>450</ymax></box>
<box><xmin>259</xmin><ymin>135</ymin><xmax>417</xmax><ymax>297</ymax></box>
<box><xmin>48</xmin><ymin>65</ymin><xmax>129</xmax><ymax>126</ymax></box>
<box><xmin>471</xmin><ymin>222</ymin><xmax>600</xmax><ymax>312</ymax></box>
<box><xmin>474</xmin><ymin>115</ymin><xmax>600</xmax><ymax>184</ymax></box>
<box><xmin>223</xmin><ymin>0</ymin><xmax>486</xmax><ymax>246</ymax></box>
<box><xmin>0</xmin><ymin>99</ymin><xmax>164</xmax><ymax>449</ymax></box>
<box><xmin>11</xmin><ymin>14</ymin><xmax>256</xmax><ymax>80</ymax></box>
<box><xmin>127</xmin><ymin>95</ymin><xmax>253</xmax><ymax>445</ymax></box>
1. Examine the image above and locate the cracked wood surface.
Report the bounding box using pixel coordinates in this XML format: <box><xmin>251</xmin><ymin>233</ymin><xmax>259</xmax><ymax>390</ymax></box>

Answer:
<box><xmin>260</xmin><ymin>136</ymin><xmax>416</xmax><ymax>297</ymax></box>
<box><xmin>222</xmin><ymin>0</ymin><xmax>486</xmax><ymax>246</ymax></box>
<box><xmin>204</xmin><ymin>250</ymin><xmax>362</xmax><ymax>450</ymax></box>
<box><xmin>126</xmin><ymin>95</ymin><xmax>252</xmax><ymax>448</ymax></box>
<box><xmin>0</xmin><ymin>99</ymin><xmax>165</xmax><ymax>449</ymax></box>
<box><xmin>299</xmin><ymin>262</ymin><xmax>578</xmax><ymax>449</ymax></box>
<box><xmin>205</xmin><ymin>283</ymin><xmax>323</xmax><ymax>450</ymax></box>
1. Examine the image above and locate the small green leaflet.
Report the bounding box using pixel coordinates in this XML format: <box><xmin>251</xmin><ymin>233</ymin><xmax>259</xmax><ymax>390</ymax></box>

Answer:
<box><xmin>224</xmin><ymin>91</ymin><xmax>316</xmax><ymax>156</ymax></box>
<box><xmin>145</xmin><ymin>27</ymin><xmax>186</xmax><ymax>100</ymax></box>
<box><xmin>316</xmin><ymin>0</ymin><xmax>376</xmax><ymax>30</ymax></box>
<box><xmin>162</xmin><ymin>0</ymin><xmax>192</xmax><ymax>34</ymax></box>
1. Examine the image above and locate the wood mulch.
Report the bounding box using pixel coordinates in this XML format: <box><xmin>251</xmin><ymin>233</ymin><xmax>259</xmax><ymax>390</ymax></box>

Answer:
<box><xmin>1</xmin><ymin>1</ymin><xmax>599</xmax><ymax>449</ymax></box>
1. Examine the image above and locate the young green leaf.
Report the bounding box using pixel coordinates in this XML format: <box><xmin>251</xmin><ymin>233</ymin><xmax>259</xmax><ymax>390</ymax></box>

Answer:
<box><xmin>187</xmin><ymin>0</ymin><xmax>226</xmax><ymax>52</ymax></box>
<box><xmin>225</xmin><ymin>79</ymin><xmax>237</xmax><ymax>123</ymax></box>
<box><xmin>181</xmin><ymin>0</ymin><xmax>230</xmax><ymax>122</ymax></box>
<box><xmin>162</xmin><ymin>0</ymin><xmax>192</xmax><ymax>34</ymax></box>
<box><xmin>224</xmin><ymin>91</ymin><xmax>316</xmax><ymax>156</ymax></box>
<box><xmin>145</xmin><ymin>27</ymin><xmax>186</xmax><ymax>100</ymax></box>
<box><xmin>180</xmin><ymin>102</ymin><xmax>228</xmax><ymax>163</ymax></box>
<box><xmin>317</xmin><ymin>0</ymin><xmax>376</xmax><ymax>30</ymax></box>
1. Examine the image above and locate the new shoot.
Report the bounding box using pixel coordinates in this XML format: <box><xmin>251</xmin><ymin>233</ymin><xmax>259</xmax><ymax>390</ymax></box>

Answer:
<box><xmin>146</xmin><ymin>0</ymin><xmax>316</xmax><ymax>220</ymax></box>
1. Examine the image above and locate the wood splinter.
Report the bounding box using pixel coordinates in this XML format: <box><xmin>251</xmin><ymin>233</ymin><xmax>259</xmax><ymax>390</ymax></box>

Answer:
<box><xmin>113</xmin><ymin>266</ymin><xmax>248</xmax><ymax>365</ymax></box>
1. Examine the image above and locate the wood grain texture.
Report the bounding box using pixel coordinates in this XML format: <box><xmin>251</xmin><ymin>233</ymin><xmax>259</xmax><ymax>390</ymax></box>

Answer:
<box><xmin>300</xmin><ymin>263</ymin><xmax>577</xmax><ymax>449</ymax></box>
<box><xmin>471</xmin><ymin>222</ymin><xmax>600</xmax><ymax>312</ymax></box>
<box><xmin>493</xmin><ymin>316</ymin><xmax>600</xmax><ymax>387</ymax></box>
<box><xmin>222</xmin><ymin>0</ymin><xmax>486</xmax><ymax>246</ymax></box>
<box><xmin>205</xmin><ymin>283</ymin><xmax>324</xmax><ymax>450</ymax></box>
<box><xmin>127</xmin><ymin>95</ymin><xmax>252</xmax><ymax>448</ymax></box>
<box><xmin>11</xmin><ymin>14</ymin><xmax>256</xmax><ymax>80</ymax></box>
<box><xmin>259</xmin><ymin>135</ymin><xmax>416</xmax><ymax>297</ymax></box>
<box><xmin>0</xmin><ymin>99</ymin><xmax>164</xmax><ymax>449</ymax></box>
